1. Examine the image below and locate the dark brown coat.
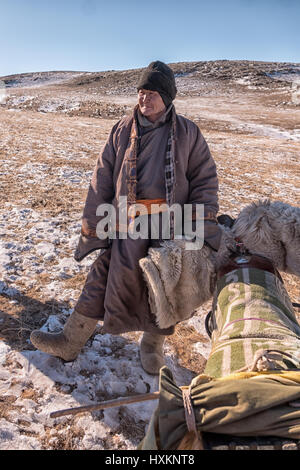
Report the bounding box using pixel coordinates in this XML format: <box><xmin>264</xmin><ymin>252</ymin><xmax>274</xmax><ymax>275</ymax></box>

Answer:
<box><xmin>74</xmin><ymin>105</ymin><xmax>220</xmax><ymax>335</ymax></box>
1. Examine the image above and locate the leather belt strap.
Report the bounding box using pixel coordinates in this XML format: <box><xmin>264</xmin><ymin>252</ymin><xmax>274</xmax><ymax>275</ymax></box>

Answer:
<box><xmin>191</xmin><ymin>210</ymin><xmax>218</xmax><ymax>223</ymax></box>
<box><xmin>182</xmin><ymin>387</ymin><xmax>197</xmax><ymax>434</ymax></box>
<box><xmin>218</xmin><ymin>254</ymin><xmax>283</xmax><ymax>282</ymax></box>
<box><xmin>181</xmin><ymin>386</ymin><xmax>204</xmax><ymax>450</ymax></box>
<box><xmin>117</xmin><ymin>198</ymin><xmax>168</xmax><ymax>233</ymax></box>
<box><xmin>128</xmin><ymin>198</ymin><xmax>168</xmax><ymax>217</ymax></box>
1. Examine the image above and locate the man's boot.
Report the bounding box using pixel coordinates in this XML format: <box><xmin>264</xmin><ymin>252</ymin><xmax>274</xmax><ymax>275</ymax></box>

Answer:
<box><xmin>30</xmin><ymin>310</ymin><xmax>98</xmax><ymax>361</ymax></box>
<box><xmin>140</xmin><ymin>332</ymin><xmax>165</xmax><ymax>375</ymax></box>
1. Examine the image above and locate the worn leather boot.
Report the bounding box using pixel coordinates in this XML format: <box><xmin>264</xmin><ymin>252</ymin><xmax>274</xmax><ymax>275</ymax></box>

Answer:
<box><xmin>140</xmin><ymin>332</ymin><xmax>166</xmax><ymax>375</ymax></box>
<box><xmin>30</xmin><ymin>310</ymin><xmax>98</xmax><ymax>361</ymax></box>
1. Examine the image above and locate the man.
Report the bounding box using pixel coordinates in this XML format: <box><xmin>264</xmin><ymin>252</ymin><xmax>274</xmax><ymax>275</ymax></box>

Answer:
<box><xmin>30</xmin><ymin>61</ymin><xmax>221</xmax><ymax>374</ymax></box>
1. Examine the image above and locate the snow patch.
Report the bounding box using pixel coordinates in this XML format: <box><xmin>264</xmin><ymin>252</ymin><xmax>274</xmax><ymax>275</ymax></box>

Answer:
<box><xmin>266</xmin><ymin>67</ymin><xmax>300</xmax><ymax>83</ymax></box>
<box><xmin>0</xmin><ymin>328</ymin><xmax>196</xmax><ymax>449</ymax></box>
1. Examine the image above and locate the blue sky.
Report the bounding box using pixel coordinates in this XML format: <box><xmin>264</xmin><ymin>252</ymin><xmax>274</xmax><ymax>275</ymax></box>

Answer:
<box><xmin>1</xmin><ymin>0</ymin><xmax>299</xmax><ymax>76</ymax></box>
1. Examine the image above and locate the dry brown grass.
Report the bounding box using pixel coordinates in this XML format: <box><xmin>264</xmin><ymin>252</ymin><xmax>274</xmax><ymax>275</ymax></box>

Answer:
<box><xmin>167</xmin><ymin>324</ymin><xmax>208</xmax><ymax>375</ymax></box>
<box><xmin>0</xmin><ymin>395</ymin><xmax>21</xmax><ymax>420</ymax></box>
<box><xmin>41</xmin><ymin>420</ymin><xmax>85</xmax><ymax>450</ymax></box>
<box><xmin>0</xmin><ymin>78</ymin><xmax>299</xmax><ymax>374</ymax></box>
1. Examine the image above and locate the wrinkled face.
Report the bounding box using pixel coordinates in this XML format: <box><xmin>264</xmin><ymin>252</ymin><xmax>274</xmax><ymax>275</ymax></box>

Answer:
<box><xmin>138</xmin><ymin>88</ymin><xmax>166</xmax><ymax>122</ymax></box>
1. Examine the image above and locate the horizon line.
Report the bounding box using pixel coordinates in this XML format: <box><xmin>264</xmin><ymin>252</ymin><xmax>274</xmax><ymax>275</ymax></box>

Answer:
<box><xmin>1</xmin><ymin>58</ymin><xmax>300</xmax><ymax>79</ymax></box>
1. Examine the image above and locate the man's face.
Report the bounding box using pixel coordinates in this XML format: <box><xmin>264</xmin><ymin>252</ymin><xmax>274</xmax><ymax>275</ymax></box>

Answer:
<box><xmin>138</xmin><ymin>89</ymin><xmax>166</xmax><ymax>122</ymax></box>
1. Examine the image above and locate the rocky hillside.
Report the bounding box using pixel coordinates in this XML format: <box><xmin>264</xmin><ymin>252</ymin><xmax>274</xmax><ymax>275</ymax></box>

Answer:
<box><xmin>1</xmin><ymin>60</ymin><xmax>299</xmax><ymax>118</ymax></box>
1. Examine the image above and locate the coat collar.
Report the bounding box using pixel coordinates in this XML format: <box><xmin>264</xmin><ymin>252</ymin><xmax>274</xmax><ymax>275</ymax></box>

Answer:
<box><xmin>137</xmin><ymin>104</ymin><xmax>173</xmax><ymax>129</ymax></box>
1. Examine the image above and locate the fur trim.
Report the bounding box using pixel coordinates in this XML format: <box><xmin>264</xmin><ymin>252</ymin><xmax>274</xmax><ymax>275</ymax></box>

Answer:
<box><xmin>139</xmin><ymin>200</ymin><xmax>300</xmax><ymax>329</ymax></box>
<box><xmin>233</xmin><ymin>199</ymin><xmax>300</xmax><ymax>276</ymax></box>
<box><xmin>139</xmin><ymin>240</ymin><xmax>215</xmax><ymax>329</ymax></box>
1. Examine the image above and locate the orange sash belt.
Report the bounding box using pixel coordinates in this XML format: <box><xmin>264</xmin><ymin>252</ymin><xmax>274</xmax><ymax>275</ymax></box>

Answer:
<box><xmin>129</xmin><ymin>198</ymin><xmax>168</xmax><ymax>217</ymax></box>
<box><xmin>82</xmin><ymin>199</ymin><xmax>218</xmax><ymax>237</ymax></box>
<box><xmin>131</xmin><ymin>200</ymin><xmax>217</xmax><ymax>221</ymax></box>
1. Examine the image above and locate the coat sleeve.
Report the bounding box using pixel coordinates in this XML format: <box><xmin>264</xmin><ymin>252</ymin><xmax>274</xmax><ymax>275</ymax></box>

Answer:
<box><xmin>186</xmin><ymin>124</ymin><xmax>219</xmax><ymax>214</ymax></box>
<box><xmin>74</xmin><ymin>123</ymin><xmax>118</xmax><ymax>261</ymax></box>
<box><xmin>186</xmin><ymin>124</ymin><xmax>221</xmax><ymax>251</ymax></box>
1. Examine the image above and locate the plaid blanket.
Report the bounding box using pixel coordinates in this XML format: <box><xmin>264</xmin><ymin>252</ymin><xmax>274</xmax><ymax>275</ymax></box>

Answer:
<box><xmin>138</xmin><ymin>268</ymin><xmax>300</xmax><ymax>450</ymax></box>
<box><xmin>204</xmin><ymin>267</ymin><xmax>300</xmax><ymax>378</ymax></box>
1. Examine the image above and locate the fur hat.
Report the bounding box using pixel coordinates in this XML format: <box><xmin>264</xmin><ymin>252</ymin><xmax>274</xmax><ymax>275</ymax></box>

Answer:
<box><xmin>137</xmin><ymin>60</ymin><xmax>177</xmax><ymax>107</ymax></box>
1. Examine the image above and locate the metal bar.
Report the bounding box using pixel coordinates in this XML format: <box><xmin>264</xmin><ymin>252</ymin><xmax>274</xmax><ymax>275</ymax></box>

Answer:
<box><xmin>50</xmin><ymin>391</ymin><xmax>160</xmax><ymax>419</ymax></box>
